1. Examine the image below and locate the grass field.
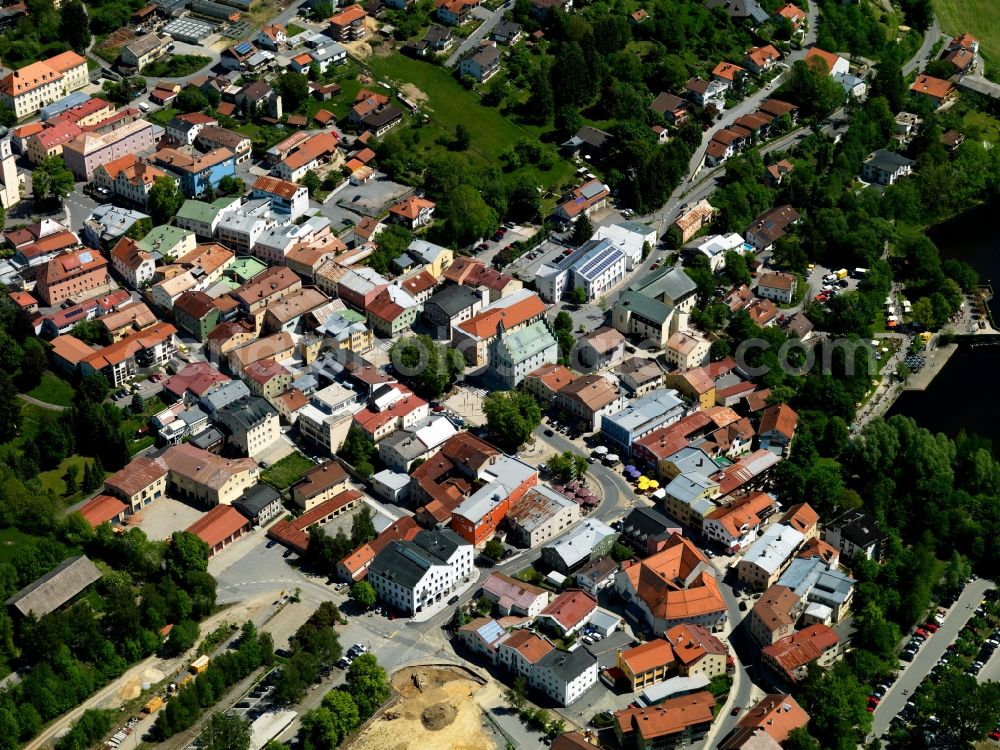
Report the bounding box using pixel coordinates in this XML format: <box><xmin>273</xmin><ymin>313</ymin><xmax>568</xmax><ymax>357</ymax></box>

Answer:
<box><xmin>26</xmin><ymin>373</ymin><xmax>75</xmax><ymax>407</ymax></box>
<box><xmin>934</xmin><ymin>0</ymin><xmax>1000</xmax><ymax>68</ymax></box>
<box><xmin>261</xmin><ymin>452</ymin><xmax>315</xmax><ymax>490</ymax></box>
<box><xmin>961</xmin><ymin>108</ymin><xmax>1000</xmax><ymax>141</ymax></box>
<box><xmin>364</xmin><ymin>53</ymin><xmax>576</xmax><ymax>191</ymax></box>
<box><xmin>38</xmin><ymin>455</ymin><xmax>93</xmax><ymax>497</ymax></box>
<box><xmin>285</xmin><ymin>23</ymin><xmax>307</xmax><ymax>37</ymax></box>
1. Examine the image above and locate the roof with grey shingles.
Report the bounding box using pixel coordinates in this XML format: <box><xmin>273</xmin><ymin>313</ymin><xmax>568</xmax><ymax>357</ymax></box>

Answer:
<box><xmin>5</xmin><ymin>556</ymin><xmax>102</xmax><ymax>617</ymax></box>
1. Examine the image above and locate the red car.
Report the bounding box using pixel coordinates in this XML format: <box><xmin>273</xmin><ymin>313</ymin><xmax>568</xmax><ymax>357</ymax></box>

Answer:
<box><xmin>915</xmin><ymin>628</ymin><xmax>929</xmax><ymax>637</ymax></box>
<box><xmin>989</xmin><ymin>730</ymin><xmax>1000</xmax><ymax>741</ymax></box>
<box><xmin>866</xmin><ymin>706</ymin><xmax>875</xmax><ymax>713</ymax></box>
<box><xmin>868</xmin><ymin>696</ymin><xmax>880</xmax><ymax>706</ymax></box>
<box><xmin>925</xmin><ymin>622</ymin><xmax>939</xmax><ymax>632</ymax></box>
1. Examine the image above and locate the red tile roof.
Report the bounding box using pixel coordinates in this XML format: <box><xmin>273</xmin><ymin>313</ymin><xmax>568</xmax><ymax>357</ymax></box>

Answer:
<box><xmin>78</xmin><ymin>494</ymin><xmax>128</xmax><ymax>528</ymax></box>
<box><xmin>268</xmin><ymin>489</ymin><xmax>363</xmax><ymax>552</ymax></box>
<box><xmin>186</xmin><ymin>505</ymin><xmax>249</xmax><ymax>549</ymax></box>
<box><xmin>538</xmin><ymin>589</ymin><xmax>597</xmax><ymax>631</ymax></box>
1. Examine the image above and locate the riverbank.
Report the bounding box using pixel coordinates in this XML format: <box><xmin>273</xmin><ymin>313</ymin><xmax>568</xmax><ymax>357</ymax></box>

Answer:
<box><xmin>904</xmin><ymin>342</ymin><xmax>958</xmax><ymax>390</ymax></box>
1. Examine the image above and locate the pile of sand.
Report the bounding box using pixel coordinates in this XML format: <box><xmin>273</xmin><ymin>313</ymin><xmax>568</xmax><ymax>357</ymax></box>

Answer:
<box><xmin>420</xmin><ymin>703</ymin><xmax>457</xmax><ymax>731</ymax></box>
<box><xmin>399</xmin><ymin>84</ymin><xmax>428</xmax><ymax>106</ymax></box>
<box><xmin>142</xmin><ymin>668</ymin><xmax>165</xmax><ymax>683</ymax></box>
<box><xmin>118</xmin><ymin>679</ymin><xmax>141</xmax><ymax>701</ymax></box>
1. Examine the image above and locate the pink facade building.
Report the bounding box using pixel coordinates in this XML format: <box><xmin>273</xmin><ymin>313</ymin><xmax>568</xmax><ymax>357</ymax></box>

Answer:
<box><xmin>63</xmin><ymin>120</ymin><xmax>156</xmax><ymax>180</ymax></box>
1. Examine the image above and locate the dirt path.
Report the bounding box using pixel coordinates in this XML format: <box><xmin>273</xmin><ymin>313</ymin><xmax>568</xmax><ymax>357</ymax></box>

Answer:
<box><xmin>17</xmin><ymin>394</ymin><xmax>66</xmax><ymax>411</ymax></box>
<box><xmin>348</xmin><ymin>666</ymin><xmax>496</xmax><ymax>750</ymax></box>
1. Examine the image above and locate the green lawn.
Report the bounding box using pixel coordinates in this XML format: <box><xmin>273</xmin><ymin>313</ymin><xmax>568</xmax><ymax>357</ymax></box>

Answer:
<box><xmin>934</xmin><ymin>0</ymin><xmax>1000</xmax><ymax>68</ymax></box>
<box><xmin>141</xmin><ymin>54</ymin><xmax>212</xmax><ymax>78</ymax></box>
<box><xmin>26</xmin><ymin>373</ymin><xmax>75</xmax><ymax>407</ymax></box>
<box><xmin>961</xmin><ymin>107</ymin><xmax>1000</xmax><ymax>142</ymax></box>
<box><xmin>364</xmin><ymin>52</ymin><xmax>576</xmax><ymax>191</ymax></box>
<box><xmin>147</xmin><ymin>107</ymin><xmax>179</xmax><ymax>127</ymax></box>
<box><xmin>286</xmin><ymin>23</ymin><xmax>307</xmax><ymax>37</ymax></box>
<box><xmin>39</xmin><ymin>455</ymin><xmax>93</xmax><ymax>497</ymax></box>
<box><xmin>261</xmin><ymin>452</ymin><xmax>315</xmax><ymax>490</ymax></box>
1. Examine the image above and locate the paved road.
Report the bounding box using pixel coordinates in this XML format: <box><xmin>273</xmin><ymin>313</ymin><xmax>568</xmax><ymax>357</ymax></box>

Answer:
<box><xmin>871</xmin><ymin>578</ymin><xmax>996</xmax><ymax>738</ymax></box>
<box><xmin>445</xmin><ymin>1</ymin><xmax>514</xmax><ymax>68</ymax></box>
<box><xmin>902</xmin><ymin>18</ymin><xmax>943</xmax><ymax>76</ymax></box>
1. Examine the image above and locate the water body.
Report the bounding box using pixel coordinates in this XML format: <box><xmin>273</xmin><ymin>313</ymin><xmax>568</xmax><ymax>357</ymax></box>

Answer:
<box><xmin>887</xmin><ymin>202</ymin><xmax>1000</xmax><ymax>445</ymax></box>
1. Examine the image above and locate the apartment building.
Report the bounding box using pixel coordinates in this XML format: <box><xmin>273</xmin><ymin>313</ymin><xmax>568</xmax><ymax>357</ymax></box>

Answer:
<box><xmin>35</xmin><ymin>248</ymin><xmax>109</xmax><ymax>306</ymax></box>
<box><xmin>0</xmin><ymin>51</ymin><xmax>88</xmax><ymax>118</ymax></box>
<box><xmin>62</xmin><ymin>119</ymin><xmax>156</xmax><ymax>181</ymax></box>
<box><xmin>160</xmin><ymin>443</ymin><xmax>260</xmax><ymax>506</ymax></box>
<box><xmin>215</xmin><ymin>396</ymin><xmax>281</xmax><ymax>459</ymax></box>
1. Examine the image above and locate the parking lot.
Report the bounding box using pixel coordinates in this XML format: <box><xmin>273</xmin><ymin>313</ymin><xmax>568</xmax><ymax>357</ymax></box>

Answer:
<box><xmin>127</xmin><ymin>495</ymin><xmax>205</xmax><ymax>542</ymax></box>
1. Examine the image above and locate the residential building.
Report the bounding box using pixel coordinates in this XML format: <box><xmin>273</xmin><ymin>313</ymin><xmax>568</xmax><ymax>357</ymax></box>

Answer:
<box><xmin>98</xmin><ymin>302</ymin><xmax>158</xmax><ymax>342</ymax></box>
<box><xmin>823</xmin><ymin>509</ymin><xmax>885</xmax><ymax>561</ymax></box>
<box><xmin>482</xmin><ymin>572</ymin><xmax>549</xmax><ymax>617</ymax></box>
<box><xmin>745</xmin><ymin>44</ymin><xmax>783</xmax><ymax>74</ymax></box>
<box><xmin>614</xmin><ymin>692</ymin><xmax>716</xmax><ymax>750</ymax></box>
<box><xmin>617</xmin><ymin>639</ymin><xmax>676</xmax><ymax>691</ymax></box>
<box><xmin>805</xmin><ymin>47</ymin><xmax>849</xmax><ymax>77</ymax></box>
<box><xmin>233</xmin><ymin>483</ymin><xmax>283</xmax><ymax>528</ymax></box>
<box><xmin>104</xmin><ymin>455</ymin><xmax>169</xmax><ymax>512</ymax></box>
<box><xmin>252</xmin><ymin>175</ymin><xmax>309</xmax><ymax>220</ymax></box>
<box><xmin>503</xmin><ymin>486</ymin><xmax>578</xmax><ymax>549</ymax></box>
<box><xmin>329</xmin><ymin>4</ymin><xmax>368</xmax><ymax>41</ymax></box>
<box><xmin>166</xmin><ymin>112</ymin><xmax>218</xmax><ymax>145</ymax></box>
<box><xmin>541</xmin><ymin>519</ymin><xmax>618</xmax><ymax>574</ymax></box>
<box><xmin>556</xmin><ymin>374</ymin><xmax>626</xmax><ymax>433</ymax></box>
<box><xmin>160</xmin><ymin>443</ymin><xmax>259</xmax><ymax>506</ymax></box>
<box><xmin>457</xmin><ymin>617</ymin><xmax>509</xmax><ymax>660</ymax></box>
<box><xmin>756</xmin><ymin>272</ymin><xmax>796</xmax><ymax>305</ymax></box>
<box><xmin>861</xmin><ymin>149</ymin><xmax>914</xmax><ymax>186</ymax></box>
<box><xmin>352</xmin><ymin>385</ymin><xmax>428</xmax><ymax>443</ymax></box>
<box><xmin>366</xmin><ymin>284</ymin><xmax>423</xmax><ymax>338</ymax></box>
<box><xmin>601</xmin><ymin>389</ymin><xmax>688</xmax><ymax>456</ymax></box>
<box><xmin>109</xmin><ymin>237</ymin><xmax>156</xmax><ymax>290</ymax></box>
<box><xmin>683</xmin><ymin>231</ymin><xmax>745</xmax><ymax>272</ymax></box>
<box><xmin>316</xmin><ymin>310</ymin><xmax>373</xmax><ymax>354</ymax></box>
<box><xmin>173</xmin><ymin>291</ymin><xmax>224</xmax><ymax>342</ymax></box>
<box><xmin>175</xmin><ymin>196</ymin><xmax>241</xmax><ymax>237</ymax></box>
<box><xmin>615</xmin><ymin>534</ymin><xmax>727</xmax><ymax>633</ymax></box>
<box><xmin>272</xmin><ymin>131</ymin><xmax>338</xmax><ymax>182</ymax></box>
<box><xmin>553</xmin><ymin>179</ymin><xmax>610</xmax><ymax>225</ymax></box>
<box><xmin>759</xmin><ymin>402</ymin><xmax>798</xmax><ymax>455</ymax></box>
<box><xmin>576</xmin><ymin>555</ymin><xmax>618</xmax><ymax>596</ymax></box>
<box><xmin>197</xmin><ymin>126</ymin><xmax>252</xmax><ymax>165</ymax></box>
<box><xmin>25</xmin><ymin>121</ymin><xmax>82</xmax><ymax>164</ymax></box>
<box><xmin>523</xmin><ymin>363</ymin><xmax>576</xmax><ymax>406</ymax></box>
<box><xmin>576</xmin><ymin>327</ymin><xmax>625</xmax><ymax>372</ymax></box>
<box><xmin>737</xmin><ymin>523</ymin><xmax>805</xmax><ymax>590</ymax></box>
<box><xmin>745</xmin><ymin>205</ymin><xmax>799</xmax><ymax>252</ymax></box>
<box><xmin>619</xmin><ymin>506</ymin><xmax>681</xmax><ymax>556</ymax></box>
<box><xmin>724</xmin><ymin>694</ymin><xmax>809</xmax><ymax>747</ymax></box>
<box><xmin>388</xmin><ymin>195</ymin><xmax>435</xmax><ymax>230</ymax></box>
<box><xmin>664</xmin><ymin>331</ymin><xmax>711</xmax><ymax>369</ymax></box>
<box><xmin>536</xmin><ymin>589</ymin><xmax>598</xmax><ymax>636</ymax></box>
<box><xmin>215</xmin><ymin>396</ymin><xmax>280</xmax><ymax>458</ymax></box>
<box><xmin>685</xmin><ymin>76</ymin><xmax>728</xmax><ymax>107</ymax></box>
<box><xmin>444</xmin><ymin>257</ymin><xmax>521</xmax><ymax>300</ymax></box>
<box><xmin>296</xmin><ymin>383</ymin><xmax>359</xmax><ymax>457</ymax></box>
<box><xmin>749</xmin><ymin>584</ymin><xmax>801</xmax><ymax>646</ymax></box>
<box><xmin>530</xmin><ymin>647</ymin><xmax>599</xmax><ymax>706</ymax></box>
<box><xmin>422</xmin><ymin>285</ymin><xmax>485</xmax><ymax>340</ymax></box>
<box><xmin>778</xmin><ymin>557</ymin><xmax>856</xmax><ymax>623</ymax></box>
<box><xmin>910</xmin><ymin>74</ymin><xmax>955</xmax><ymax>107</ymax></box>
<box><xmin>459</xmin><ymin>44</ymin><xmax>501</xmax><ymax>82</ymax></box>
<box><xmin>671</xmin><ymin>200</ymin><xmax>715</xmax><ymax>244</ymax></box>
<box><xmin>63</xmin><ymin>119</ymin><xmax>156</xmax><ymax>181</ymax></box>
<box><xmin>496</xmin><ymin>630</ymin><xmax>555</xmax><ymax>679</ymax></box>
<box><xmin>703</xmin><ymin>491</ymin><xmax>777</xmax><ymax>552</ymax></box>
<box><xmin>153</xmin><ymin>146</ymin><xmax>236</xmax><ymax>197</ymax></box>
<box><xmin>666</xmin><ymin>623</ymin><xmax>728</xmax><ymax>678</ymax></box>
<box><xmin>367</xmin><ymin>528</ymin><xmax>474</xmax><ymax>615</ymax></box>
<box><xmin>761</xmin><ymin>624</ymin><xmax>840</xmax><ymax>685</ymax></box>
<box><xmin>111</xmin><ymin>159</ymin><xmax>171</xmax><ymax>209</ymax></box>
<box><xmin>288</xmin><ymin>460</ymin><xmax>348</xmax><ymax>511</ymax></box>
<box><xmin>36</xmin><ymin>248</ymin><xmax>110</xmax><ymax>306</ymax></box>
<box><xmin>650</xmin><ymin>91</ymin><xmax>687</xmax><ymax>125</ymax></box>
<box><xmin>617</xmin><ymin>357</ymin><xmax>666</xmax><ymax>396</ymax></box>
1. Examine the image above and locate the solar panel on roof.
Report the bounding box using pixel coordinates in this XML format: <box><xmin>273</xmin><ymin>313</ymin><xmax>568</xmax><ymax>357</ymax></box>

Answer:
<box><xmin>234</xmin><ymin>41</ymin><xmax>254</xmax><ymax>54</ymax></box>
<box><xmin>477</xmin><ymin>619</ymin><xmax>505</xmax><ymax>643</ymax></box>
<box><xmin>79</xmin><ymin>251</ymin><xmax>93</xmax><ymax>263</ymax></box>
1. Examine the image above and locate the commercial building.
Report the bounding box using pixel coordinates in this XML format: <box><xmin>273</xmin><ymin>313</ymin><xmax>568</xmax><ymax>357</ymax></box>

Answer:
<box><xmin>615</xmin><ymin>533</ymin><xmax>728</xmax><ymax>634</ymax></box>
<box><xmin>614</xmin><ymin>692</ymin><xmax>716</xmax><ymax>750</ymax></box>
<box><xmin>541</xmin><ymin>519</ymin><xmax>618</xmax><ymax>574</ymax></box>
<box><xmin>749</xmin><ymin>584</ymin><xmax>800</xmax><ymax>646</ymax></box>
<box><xmin>737</xmin><ymin>523</ymin><xmax>805</xmax><ymax>590</ymax></box>
<box><xmin>666</xmin><ymin>623</ymin><xmax>729</xmax><ymax>678</ymax></box>
<box><xmin>103</xmin><ymin>456</ymin><xmax>169</xmax><ymax>512</ymax></box>
<box><xmin>504</xmin><ymin>485</ymin><xmax>580</xmax><ymax>548</ymax></box>
<box><xmin>452</xmin><ymin>289</ymin><xmax>546</xmax><ymax>367</ymax></box>
<box><xmin>63</xmin><ymin>120</ymin><xmax>157</xmax><ymax>181</ymax></box>
<box><xmin>530</xmin><ymin>647</ymin><xmax>599</xmax><ymax>706</ymax></box>
<box><xmin>449</xmin><ymin>455</ymin><xmax>538</xmax><ymax>545</ymax></box>
<box><xmin>555</xmin><ymin>374</ymin><xmax>626</xmax><ymax>433</ymax></box>
<box><xmin>482</xmin><ymin>572</ymin><xmax>549</xmax><ymax>617</ymax></box>
<box><xmin>35</xmin><ymin>248</ymin><xmax>109</xmax><ymax>306</ymax></box>
<box><xmin>186</xmin><ymin>504</ymin><xmax>250</xmax><ymax>557</ymax></box>
<box><xmin>367</xmin><ymin>529</ymin><xmax>474</xmax><ymax>615</ymax></box>
<box><xmin>488</xmin><ymin>318</ymin><xmax>558</xmax><ymax>388</ymax></box>
<box><xmin>601</xmin><ymin>389</ymin><xmax>688</xmax><ymax>456</ymax></box>
<box><xmin>703</xmin><ymin>491</ymin><xmax>777</xmax><ymax>552</ymax></box>
<box><xmin>523</xmin><ymin>363</ymin><xmax>576</xmax><ymax>407</ymax></box>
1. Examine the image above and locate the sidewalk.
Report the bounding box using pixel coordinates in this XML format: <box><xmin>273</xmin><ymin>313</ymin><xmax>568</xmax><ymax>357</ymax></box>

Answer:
<box><xmin>410</xmin><ymin>573</ymin><xmax>481</xmax><ymax>624</ymax></box>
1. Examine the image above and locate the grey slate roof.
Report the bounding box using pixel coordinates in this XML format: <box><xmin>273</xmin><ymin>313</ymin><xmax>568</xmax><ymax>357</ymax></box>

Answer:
<box><xmin>866</xmin><ymin>149</ymin><xmax>914</xmax><ymax>173</ymax></box>
<box><xmin>368</xmin><ymin>528</ymin><xmax>466</xmax><ymax>588</ymax></box>
<box><xmin>5</xmin><ymin>556</ymin><xmax>102</xmax><ymax>617</ymax></box>
<box><xmin>200</xmin><ymin>380</ymin><xmax>251</xmax><ymax>413</ymax></box>
<box><xmin>536</xmin><ymin>646</ymin><xmax>597</xmax><ymax>681</ymax></box>
<box><xmin>425</xmin><ymin>284</ymin><xmax>482</xmax><ymax>317</ymax></box>
<box><xmin>234</xmin><ymin>483</ymin><xmax>281</xmax><ymax>518</ymax></box>
<box><xmin>216</xmin><ymin>395</ymin><xmax>277</xmax><ymax>431</ymax></box>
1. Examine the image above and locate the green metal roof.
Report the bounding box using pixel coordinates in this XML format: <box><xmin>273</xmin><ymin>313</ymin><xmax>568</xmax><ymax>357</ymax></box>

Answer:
<box><xmin>226</xmin><ymin>256</ymin><xmax>268</xmax><ymax>283</ymax></box>
<box><xmin>503</xmin><ymin>319</ymin><xmax>556</xmax><ymax>362</ymax></box>
<box><xmin>137</xmin><ymin>225</ymin><xmax>193</xmax><ymax>253</ymax></box>
<box><xmin>615</xmin><ymin>290</ymin><xmax>674</xmax><ymax>326</ymax></box>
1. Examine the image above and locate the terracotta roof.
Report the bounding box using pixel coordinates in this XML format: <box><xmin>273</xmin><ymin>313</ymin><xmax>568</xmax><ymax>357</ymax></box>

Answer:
<box><xmin>736</xmin><ymin>693</ymin><xmax>809</xmax><ymax>742</ymax></box>
<box><xmin>666</xmin><ymin>623</ymin><xmax>727</xmax><ymax>665</ymax></box>
<box><xmin>615</xmin><ymin>692</ymin><xmax>716</xmax><ymax>741</ymax></box>
<box><xmin>104</xmin><ymin>456</ymin><xmax>168</xmax><ymax>498</ymax></box>
<box><xmin>274</xmin><ymin>388</ymin><xmax>309</xmax><ymax>413</ymax></box>
<box><xmin>761</xmin><ymin>624</ymin><xmax>839</xmax><ymax>680</ymax></box>
<box><xmin>244</xmin><ymin>357</ymin><xmax>291</xmax><ymax>386</ymax></box>
<box><xmin>389</xmin><ymin>195</ymin><xmax>435</xmax><ymax>220</ymax></box>
<box><xmin>0</xmin><ymin>59</ymin><xmax>63</xmax><ymax>97</ymax></box>
<box><xmin>781</xmin><ymin>502</ymin><xmax>818</xmax><ymax>535</ymax></box>
<box><xmin>186</xmin><ymin>505</ymin><xmax>248</xmax><ymax>549</ymax></box>
<box><xmin>951</xmin><ymin>33</ymin><xmax>978</xmax><ymax>50</ymax></box>
<box><xmin>81</xmin><ymin>322</ymin><xmax>177</xmax><ymax>370</ymax></box>
<box><xmin>539</xmin><ymin>589</ymin><xmax>597</xmax><ymax>631</ymax></box>
<box><xmin>558</xmin><ymin>374</ymin><xmax>620</xmax><ymax>412</ymax></box>
<box><xmin>706</xmin><ymin>491</ymin><xmax>776</xmax><ymax>540</ymax></box>
<box><xmin>526</xmin><ymin>363</ymin><xmax>576</xmax><ymax>393</ymax></box>
<box><xmin>712</xmin><ymin>62</ymin><xmax>745</xmax><ymax>81</ymax></box>
<box><xmin>281</xmin><ymin>131</ymin><xmax>338</xmax><ymax>172</ymax></box>
<box><xmin>78</xmin><ymin>494</ymin><xmax>128</xmax><ymax>528</ymax></box>
<box><xmin>401</xmin><ymin>269</ymin><xmax>437</xmax><ymax>296</ymax></box>
<box><xmin>174</xmin><ymin>291</ymin><xmax>218</xmax><ymax>321</ymax></box>
<box><xmin>314</xmin><ymin>109</ymin><xmax>335</xmax><ymax>125</ymax></box>
<box><xmin>746</xmin><ymin>44</ymin><xmax>781</xmax><ymax>69</ymax></box>
<box><xmin>457</xmin><ymin>293</ymin><xmax>545</xmax><ymax>339</ymax></box>
<box><xmin>483</xmin><ymin>572</ymin><xmax>547</xmax><ymax>612</ymax></box>
<box><xmin>330</xmin><ymin>3</ymin><xmax>366</xmax><ymax>24</ymax></box>
<box><xmin>38</xmin><ymin>247</ymin><xmax>108</xmax><ymax>286</ymax></box>
<box><xmin>910</xmin><ymin>74</ymin><xmax>954</xmax><ymax>100</ymax></box>
<box><xmin>253</xmin><ymin>174</ymin><xmax>302</xmax><ymax>200</ymax></box>
<box><xmin>804</xmin><ymin>48</ymin><xmax>843</xmax><ymax>75</ymax></box>
<box><xmin>18</xmin><ymin>230</ymin><xmax>80</xmax><ymax>261</ymax></box>
<box><xmin>758</xmin><ymin>272</ymin><xmax>795</xmax><ymax>291</ymax></box>
<box><xmin>99</xmin><ymin>302</ymin><xmax>157</xmax><ymax>333</ymax></box>
<box><xmin>33</xmin><ymin>121</ymin><xmax>83</xmax><ymax>150</ymax></box>
<box><xmin>163</xmin><ymin>362</ymin><xmax>230</xmax><ymax>399</ymax></box>
<box><xmin>499</xmin><ymin>630</ymin><xmax>554</xmax><ymax>664</ymax></box>
<box><xmin>269</xmin><ymin>489</ymin><xmax>363</xmax><ymax>552</ymax></box>
<box><xmin>620</xmin><ymin>638</ymin><xmax>676</xmax><ymax>675</ymax></box>
<box><xmin>234</xmin><ymin>266</ymin><xmax>300</xmax><ymax>306</ymax></box>
<box><xmin>353</xmin><ymin>385</ymin><xmax>426</xmax><ymax>434</ymax></box>
<box><xmin>8</xmin><ymin>290</ymin><xmax>36</xmax><ymax>308</ymax></box>
<box><xmin>759</xmin><ymin>403</ymin><xmax>797</xmax><ymax>439</ymax></box>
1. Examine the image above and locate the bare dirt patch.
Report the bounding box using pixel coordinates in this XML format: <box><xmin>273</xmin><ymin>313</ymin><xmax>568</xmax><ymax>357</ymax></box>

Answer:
<box><xmin>347</xmin><ymin>666</ymin><xmax>495</xmax><ymax>750</ymax></box>
<box><xmin>399</xmin><ymin>83</ymin><xmax>428</xmax><ymax>105</ymax></box>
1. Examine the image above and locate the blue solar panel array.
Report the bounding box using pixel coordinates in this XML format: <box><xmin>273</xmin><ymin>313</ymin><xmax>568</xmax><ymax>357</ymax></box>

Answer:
<box><xmin>234</xmin><ymin>40</ymin><xmax>254</xmax><ymax>54</ymax></box>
